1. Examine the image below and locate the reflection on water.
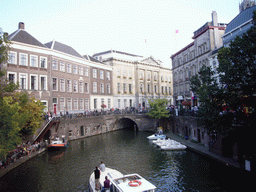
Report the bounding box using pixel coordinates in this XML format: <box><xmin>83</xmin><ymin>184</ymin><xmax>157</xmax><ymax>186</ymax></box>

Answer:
<box><xmin>0</xmin><ymin>130</ymin><xmax>253</xmax><ymax>192</ymax></box>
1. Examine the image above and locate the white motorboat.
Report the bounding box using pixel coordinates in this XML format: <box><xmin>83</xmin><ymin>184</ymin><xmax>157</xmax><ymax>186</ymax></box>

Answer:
<box><xmin>89</xmin><ymin>167</ymin><xmax>157</xmax><ymax>192</ymax></box>
<box><xmin>147</xmin><ymin>134</ymin><xmax>166</xmax><ymax>140</ymax></box>
<box><xmin>160</xmin><ymin>143</ymin><xmax>187</xmax><ymax>151</ymax></box>
<box><xmin>152</xmin><ymin>138</ymin><xmax>187</xmax><ymax>151</ymax></box>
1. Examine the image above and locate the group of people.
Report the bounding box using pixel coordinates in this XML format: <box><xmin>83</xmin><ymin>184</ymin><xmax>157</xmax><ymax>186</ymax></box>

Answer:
<box><xmin>94</xmin><ymin>161</ymin><xmax>110</xmax><ymax>192</ymax></box>
<box><xmin>1</xmin><ymin>141</ymin><xmax>45</xmax><ymax>169</ymax></box>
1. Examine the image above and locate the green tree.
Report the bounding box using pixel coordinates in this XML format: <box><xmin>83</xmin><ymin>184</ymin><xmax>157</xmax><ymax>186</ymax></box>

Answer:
<box><xmin>189</xmin><ymin>65</ymin><xmax>229</xmax><ymax>134</ymax></box>
<box><xmin>217</xmin><ymin>11</ymin><xmax>256</xmax><ymax>127</ymax></box>
<box><xmin>0</xmin><ymin>31</ymin><xmax>44</xmax><ymax>159</ymax></box>
<box><xmin>147</xmin><ymin>98</ymin><xmax>170</xmax><ymax>127</ymax></box>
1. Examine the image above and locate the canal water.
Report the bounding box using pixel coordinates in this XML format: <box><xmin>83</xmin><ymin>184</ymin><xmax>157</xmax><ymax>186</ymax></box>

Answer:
<box><xmin>0</xmin><ymin>130</ymin><xmax>253</xmax><ymax>191</ymax></box>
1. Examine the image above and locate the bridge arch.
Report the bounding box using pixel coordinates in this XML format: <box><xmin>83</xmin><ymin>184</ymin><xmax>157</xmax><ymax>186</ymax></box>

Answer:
<box><xmin>116</xmin><ymin>117</ymin><xmax>138</xmax><ymax>131</ymax></box>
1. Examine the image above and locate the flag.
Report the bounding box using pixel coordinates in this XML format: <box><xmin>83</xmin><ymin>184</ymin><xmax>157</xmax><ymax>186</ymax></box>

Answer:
<box><xmin>175</xmin><ymin>30</ymin><xmax>179</xmax><ymax>33</ymax></box>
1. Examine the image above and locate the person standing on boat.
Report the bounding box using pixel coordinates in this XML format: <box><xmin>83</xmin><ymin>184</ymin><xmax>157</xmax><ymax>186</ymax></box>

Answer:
<box><xmin>99</xmin><ymin>161</ymin><xmax>105</xmax><ymax>172</ymax></box>
<box><xmin>94</xmin><ymin>166</ymin><xmax>100</xmax><ymax>190</ymax></box>
<box><xmin>101</xmin><ymin>176</ymin><xmax>110</xmax><ymax>192</ymax></box>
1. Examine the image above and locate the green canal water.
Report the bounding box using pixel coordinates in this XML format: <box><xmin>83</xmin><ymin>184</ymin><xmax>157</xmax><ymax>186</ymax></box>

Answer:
<box><xmin>0</xmin><ymin>130</ymin><xmax>253</xmax><ymax>191</ymax></box>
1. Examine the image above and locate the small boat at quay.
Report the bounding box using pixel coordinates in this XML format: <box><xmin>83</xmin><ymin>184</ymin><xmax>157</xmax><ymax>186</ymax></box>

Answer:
<box><xmin>147</xmin><ymin>134</ymin><xmax>166</xmax><ymax>140</ymax></box>
<box><xmin>89</xmin><ymin>167</ymin><xmax>157</xmax><ymax>192</ymax></box>
<box><xmin>47</xmin><ymin>135</ymin><xmax>68</xmax><ymax>150</ymax></box>
<box><xmin>153</xmin><ymin>138</ymin><xmax>187</xmax><ymax>151</ymax></box>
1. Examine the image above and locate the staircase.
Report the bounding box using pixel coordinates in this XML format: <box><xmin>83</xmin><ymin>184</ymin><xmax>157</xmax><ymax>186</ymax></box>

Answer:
<box><xmin>32</xmin><ymin>117</ymin><xmax>60</xmax><ymax>143</ymax></box>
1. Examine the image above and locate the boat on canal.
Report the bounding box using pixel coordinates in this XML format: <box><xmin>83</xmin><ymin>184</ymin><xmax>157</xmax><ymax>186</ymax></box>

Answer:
<box><xmin>147</xmin><ymin>133</ymin><xmax>166</xmax><ymax>140</ymax></box>
<box><xmin>47</xmin><ymin>136</ymin><xmax>68</xmax><ymax>150</ymax></box>
<box><xmin>89</xmin><ymin>167</ymin><xmax>157</xmax><ymax>192</ymax></box>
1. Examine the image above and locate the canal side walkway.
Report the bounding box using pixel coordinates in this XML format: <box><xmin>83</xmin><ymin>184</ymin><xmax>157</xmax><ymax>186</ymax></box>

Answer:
<box><xmin>166</xmin><ymin>132</ymin><xmax>241</xmax><ymax>169</ymax></box>
<box><xmin>0</xmin><ymin>148</ymin><xmax>46</xmax><ymax>178</ymax></box>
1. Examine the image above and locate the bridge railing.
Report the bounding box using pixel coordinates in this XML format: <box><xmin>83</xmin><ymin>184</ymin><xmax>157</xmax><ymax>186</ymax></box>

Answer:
<box><xmin>58</xmin><ymin>109</ymin><xmax>149</xmax><ymax>119</ymax></box>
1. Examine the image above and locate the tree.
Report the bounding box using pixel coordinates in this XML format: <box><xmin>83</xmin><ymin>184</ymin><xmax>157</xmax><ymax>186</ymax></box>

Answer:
<box><xmin>189</xmin><ymin>65</ymin><xmax>230</xmax><ymax>134</ymax></box>
<box><xmin>217</xmin><ymin>11</ymin><xmax>256</xmax><ymax>126</ymax></box>
<box><xmin>0</xmin><ymin>31</ymin><xmax>44</xmax><ymax>159</ymax></box>
<box><xmin>147</xmin><ymin>98</ymin><xmax>170</xmax><ymax>127</ymax></box>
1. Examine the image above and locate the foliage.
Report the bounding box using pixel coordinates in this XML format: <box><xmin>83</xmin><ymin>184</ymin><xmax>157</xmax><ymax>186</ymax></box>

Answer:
<box><xmin>189</xmin><ymin>65</ymin><xmax>232</xmax><ymax>134</ymax></box>
<box><xmin>147</xmin><ymin>98</ymin><xmax>170</xmax><ymax>120</ymax></box>
<box><xmin>0</xmin><ymin>32</ymin><xmax>44</xmax><ymax>159</ymax></box>
<box><xmin>0</xmin><ymin>31</ymin><xmax>10</xmax><ymax>65</ymax></box>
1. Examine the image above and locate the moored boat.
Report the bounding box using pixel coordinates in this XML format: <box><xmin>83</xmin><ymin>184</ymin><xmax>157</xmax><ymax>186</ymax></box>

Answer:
<box><xmin>89</xmin><ymin>167</ymin><xmax>157</xmax><ymax>192</ymax></box>
<box><xmin>47</xmin><ymin>140</ymin><xmax>68</xmax><ymax>150</ymax></box>
<box><xmin>147</xmin><ymin>134</ymin><xmax>166</xmax><ymax>140</ymax></box>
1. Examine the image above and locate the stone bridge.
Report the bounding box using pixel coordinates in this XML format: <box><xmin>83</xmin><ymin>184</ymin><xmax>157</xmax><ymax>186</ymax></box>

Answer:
<box><xmin>36</xmin><ymin>114</ymin><xmax>156</xmax><ymax>142</ymax></box>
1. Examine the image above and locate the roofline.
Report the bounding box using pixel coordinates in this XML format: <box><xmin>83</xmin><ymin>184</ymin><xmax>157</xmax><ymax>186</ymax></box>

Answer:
<box><xmin>222</xmin><ymin>18</ymin><xmax>253</xmax><ymax>38</ymax></box>
<box><xmin>93</xmin><ymin>50</ymin><xmax>143</xmax><ymax>58</ymax></box>
<box><xmin>170</xmin><ymin>42</ymin><xmax>194</xmax><ymax>59</ymax></box>
<box><xmin>192</xmin><ymin>26</ymin><xmax>226</xmax><ymax>39</ymax></box>
<box><xmin>10</xmin><ymin>41</ymin><xmax>112</xmax><ymax>70</ymax></box>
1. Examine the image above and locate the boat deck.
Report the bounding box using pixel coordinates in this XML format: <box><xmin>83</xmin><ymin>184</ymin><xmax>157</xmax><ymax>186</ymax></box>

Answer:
<box><xmin>89</xmin><ymin>167</ymin><xmax>123</xmax><ymax>192</ymax></box>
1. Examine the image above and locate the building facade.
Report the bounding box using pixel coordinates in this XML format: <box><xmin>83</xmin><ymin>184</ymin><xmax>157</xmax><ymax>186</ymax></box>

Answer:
<box><xmin>171</xmin><ymin>11</ymin><xmax>226</xmax><ymax>107</ymax></box>
<box><xmin>93</xmin><ymin>50</ymin><xmax>173</xmax><ymax>109</ymax></box>
<box><xmin>4</xmin><ymin>22</ymin><xmax>113</xmax><ymax>115</ymax></box>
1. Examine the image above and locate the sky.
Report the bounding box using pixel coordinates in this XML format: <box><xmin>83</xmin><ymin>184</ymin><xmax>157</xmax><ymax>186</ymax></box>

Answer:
<box><xmin>0</xmin><ymin>0</ymin><xmax>243</xmax><ymax>68</ymax></box>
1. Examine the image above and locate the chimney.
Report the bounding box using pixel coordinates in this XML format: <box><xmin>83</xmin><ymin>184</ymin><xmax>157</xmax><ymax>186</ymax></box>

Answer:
<box><xmin>19</xmin><ymin>22</ymin><xmax>25</xmax><ymax>30</ymax></box>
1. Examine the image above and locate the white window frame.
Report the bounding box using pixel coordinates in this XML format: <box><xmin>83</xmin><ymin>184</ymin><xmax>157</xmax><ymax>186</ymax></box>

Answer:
<box><xmin>100</xmin><ymin>70</ymin><xmax>104</xmax><ymax>79</ymax></box>
<box><xmin>74</xmin><ymin>98</ymin><xmax>78</xmax><ymax>110</ymax></box>
<box><xmin>79</xmin><ymin>98</ymin><xmax>84</xmax><ymax>110</ymax></box>
<box><xmin>100</xmin><ymin>83</ymin><xmax>104</xmax><ymax>93</ymax></box>
<box><xmin>60</xmin><ymin>97</ymin><xmax>65</xmax><ymax>111</ymax></box>
<box><xmin>67</xmin><ymin>98</ymin><xmax>72</xmax><ymax>111</ymax></box>
<box><xmin>7</xmin><ymin>72</ymin><xmax>17</xmax><ymax>84</ymax></box>
<box><xmin>107</xmin><ymin>71</ymin><xmax>110</xmax><ymax>81</ymax></box>
<box><xmin>8</xmin><ymin>51</ymin><xmax>17</xmax><ymax>65</ymax></box>
<box><xmin>52</xmin><ymin>77</ymin><xmax>58</xmax><ymax>91</ymax></box>
<box><xmin>85</xmin><ymin>82</ymin><xmax>89</xmax><ymax>93</ymax></box>
<box><xmin>73</xmin><ymin>80</ymin><xmax>78</xmax><ymax>93</ymax></box>
<box><xmin>73</xmin><ymin>65</ymin><xmax>78</xmax><ymax>74</ymax></box>
<box><xmin>40</xmin><ymin>56</ymin><xmax>47</xmax><ymax>69</ymax></box>
<box><xmin>30</xmin><ymin>74</ymin><xmax>38</xmax><ymax>90</ymax></box>
<box><xmin>60</xmin><ymin>62</ymin><xmax>65</xmax><ymax>72</ymax></box>
<box><xmin>79</xmin><ymin>66</ymin><xmax>83</xmax><ymax>75</ymax></box>
<box><xmin>79</xmin><ymin>81</ymin><xmax>84</xmax><ymax>93</ymax></box>
<box><xmin>19</xmin><ymin>53</ymin><xmax>28</xmax><ymax>66</ymax></box>
<box><xmin>41</xmin><ymin>100</ymin><xmax>48</xmax><ymax>112</ymax></box>
<box><xmin>84</xmin><ymin>67</ymin><xmax>89</xmax><ymax>76</ymax></box>
<box><xmin>67</xmin><ymin>79</ymin><xmax>72</xmax><ymax>92</ymax></box>
<box><xmin>40</xmin><ymin>75</ymin><xmax>47</xmax><ymax>91</ymax></box>
<box><xmin>19</xmin><ymin>73</ymin><xmax>28</xmax><ymax>90</ymax></box>
<box><xmin>93</xmin><ymin>69</ymin><xmax>97</xmax><ymax>78</ymax></box>
<box><xmin>60</xmin><ymin>78</ymin><xmax>65</xmax><ymax>92</ymax></box>
<box><xmin>85</xmin><ymin>99</ymin><xmax>89</xmax><ymax>110</ymax></box>
<box><xmin>30</xmin><ymin>55</ymin><xmax>38</xmax><ymax>67</ymax></box>
<box><xmin>93</xmin><ymin>82</ymin><xmax>97</xmax><ymax>93</ymax></box>
<box><xmin>67</xmin><ymin>64</ymin><xmax>72</xmax><ymax>73</ymax></box>
<box><xmin>52</xmin><ymin>60</ymin><xmax>58</xmax><ymax>70</ymax></box>
<box><xmin>107</xmin><ymin>83</ymin><xmax>110</xmax><ymax>94</ymax></box>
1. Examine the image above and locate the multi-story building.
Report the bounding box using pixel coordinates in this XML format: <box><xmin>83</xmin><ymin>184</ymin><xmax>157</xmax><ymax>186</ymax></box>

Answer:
<box><xmin>93</xmin><ymin>50</ymin><xmax>173</xmax><ymax>109</ymax></box>
<box><xmin>209</xmin><ymin>1</ymin><xmax>256</xmax><ymax>88</ymax></box>
<box><xmin>3</xmin><ymin>22</ymin><xmax>113</xmax><ymax>114</ymax></box>
<box><xmin>171</xmin><ymin>11</ymin><xmax>226</xmax><ymax>107</ymax></box>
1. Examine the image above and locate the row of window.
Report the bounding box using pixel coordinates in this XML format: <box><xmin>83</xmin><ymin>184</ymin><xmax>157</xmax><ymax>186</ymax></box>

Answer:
<box><xmin>52</xmin><ymin>78</ymin><xmax>111</xmax><ymax>94</ymax></box>
<box><xmin>8</xmin><ymin>52</ymin><xmax>112</xmax><ymax>81</ymax></box>
<box><xmin>9</xmin><ymin>51</ymin><xmax>47</xmax><ymax>68</ymax></box>
<box><xmin>54</xmin><ymin>97</ymin><xmax>89</xmax><ymax>111</ymax></box>
<box><xmin>8</xmin><ymin>72</ymin><xmax>47</xmax><ymax>90</ymax></box>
